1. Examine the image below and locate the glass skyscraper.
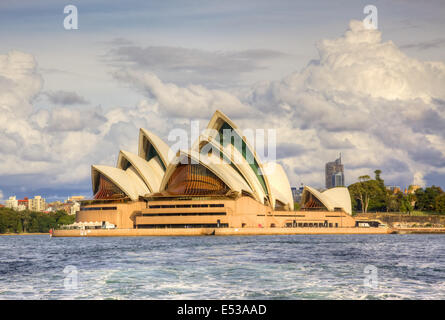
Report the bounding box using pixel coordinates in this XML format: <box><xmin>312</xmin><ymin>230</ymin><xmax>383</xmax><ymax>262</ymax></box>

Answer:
<box><xmin>325</xmin><ymin>155</ymin><xmax>344</xmax><ymax>189</ymax></box>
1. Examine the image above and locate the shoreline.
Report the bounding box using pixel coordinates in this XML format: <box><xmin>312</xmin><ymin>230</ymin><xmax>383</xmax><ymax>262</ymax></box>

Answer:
<box><xmin>53</xmin><ymin>227</ymin><xmax>394</xmax><ymax>237</ymax></box>
<box><xmin>0</xmin><ymin>233</ymin><xmax>49</xmax><ymax>236</ymax></box>
<box><xmin>393</xmin><ymin>227</ymin><xmax>445</xmax><ymax>234</ymax></box>
<box><xmin>2</xmin><ymin>228</ymin><xmax>444</xmax><ymax>237</ymax></box>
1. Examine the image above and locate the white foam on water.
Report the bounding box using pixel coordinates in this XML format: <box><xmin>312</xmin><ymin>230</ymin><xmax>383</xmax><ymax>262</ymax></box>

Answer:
<box><xmin>1</xmin><ymin>235</ymin><xmax>444</xmax><ymax>300</ymax></box>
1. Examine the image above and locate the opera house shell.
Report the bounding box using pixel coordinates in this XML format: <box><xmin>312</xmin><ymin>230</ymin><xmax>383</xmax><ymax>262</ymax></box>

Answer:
<box><xmin>76</xmin><ymin>110</ymin><xmax>357</xmax><ymax>231</ymax></box>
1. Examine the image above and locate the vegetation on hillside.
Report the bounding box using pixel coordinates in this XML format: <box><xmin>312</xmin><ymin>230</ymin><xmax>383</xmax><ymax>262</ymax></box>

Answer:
<box><xmin>348</xmin><ymin>170</ymin><xmax>445</xmax><ymax>215</ymax></box>
<box><xmin>0</xmin><ymin>208</ymin><xmax>75</xmax><ymax>233</ymax></box>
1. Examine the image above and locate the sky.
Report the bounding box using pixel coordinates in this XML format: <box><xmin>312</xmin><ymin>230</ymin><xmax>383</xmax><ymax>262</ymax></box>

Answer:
<box><xmin>0</xmin><ymin>0</ymin><xmax>445</xmax><ymax>202</ymax></box>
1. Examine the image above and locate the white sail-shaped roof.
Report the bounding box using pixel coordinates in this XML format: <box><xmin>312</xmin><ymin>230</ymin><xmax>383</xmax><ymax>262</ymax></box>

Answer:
<box><xmin>91</xmin><ymin>165</ymin><xmax>149</xmax><ymax>201</ymax></box>
<box><xmin>191</xmin><ymin>133</ymin><xmax>267</xmax><ymax>204</ymax></box>
<box><xmin>117</xmin><ymin>150</ymin><xmax>165</xmax><ymax>193</ymax></box>
<box><xmin>160</xmin><ymin>150</ymin><xmax>254</xmax><ymax>197</ymax></box>
<box><xmin>89</xmin><ymin>110</ymin><xmax>297</xmax><ymax>210</ymax></box>
<box><xmin>322</xmin><ymin>187</ymin><xmax>352</xmax><ymax>215</ymax></box>
<box><xmin>301</xmin><ymin>186</ymin><xmax>352</xmax><ymax>215</ymax></box>
<box><xmin>138</xmin><ymin>128</ymin><xmax>170</xmax><ymax>170</ymax></box>
<box><xmin>205</xmin><ymin>110</ymin><xmax>274</xmax><ymax>205</ymax></box>
<box><xmin>263</xmin><ymin>162</ymin><xmax>293</xmax><ymax>209</ymax></box>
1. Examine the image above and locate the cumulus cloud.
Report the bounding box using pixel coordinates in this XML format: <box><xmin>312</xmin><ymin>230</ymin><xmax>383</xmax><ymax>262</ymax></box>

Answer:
<box><xmin>413</xmin><ymin>172</ymin><xmax>427</xmax><ymax>188</ymax></box>
<box><xmin>237</xmin><ymin>20</ymin><xmax>445</xmax><ymax>187</ymax></box>
<box><xmin>113</xmin><ymin>70</ymin><xmax>256</xmax><ymax>119</ymax></box>
<box><xmin>44</xmin><ymin>90</ymin><xmax>89</xmax><ymax>105</ymax></box>
<box><xmin>1</xmin><ymin>19</ymin><xmax>445</xmax><ymax>197</ymax></box>
<box><xmin>0</xmin><ymin>51</ymin><xmax>169</xmax><ymax>194</ymax></box>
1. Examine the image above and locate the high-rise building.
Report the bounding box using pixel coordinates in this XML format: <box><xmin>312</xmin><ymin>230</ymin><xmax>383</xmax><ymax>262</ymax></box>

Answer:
<box><xmin>28</xmin><ymin>196</ymin><xmax>46</xmax><ymax>212</ymax></box>
<box><xmin>5</xmin><ymin>196</ymin><xmax>18</xmax><ymax>210</ymax></box>
<box><xmin>325</xmin><ymin>155</ymin><xmax>344</xmax><ymax>189</ymax></box>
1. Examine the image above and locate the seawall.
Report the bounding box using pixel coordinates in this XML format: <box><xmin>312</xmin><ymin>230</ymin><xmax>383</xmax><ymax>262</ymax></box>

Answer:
<box><xmin>53</xmin><ymin>227</ymin><xmax>394</xmax><ymax>237</ymax></box>
<box><xmin>393</xmin><ymin>227</ymin><xmax>445</xmax><ymax>234</ymax></box>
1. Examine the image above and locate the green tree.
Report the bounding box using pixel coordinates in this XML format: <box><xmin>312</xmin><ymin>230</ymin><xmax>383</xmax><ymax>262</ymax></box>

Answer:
<box><xmin>369</xmin><ymin>169</ymin><xmax>386</xmax><ymax>211</ymax></box>
<box><xmin>415</xmin><ymin>186</ymin><xmax>443</xmax><ymax>212</ymax></box>
<box><xmin>435</xmin><ymin>194</ymin><xmax>445</xmax><ymax>214</ymax></box>
<box><xmin>374</xmin><ymin>170</ymin><xmax>384</xmax><ymax>188</ymax></box>
<box><xmin>0</xmin><ymin>207</ymin><xmax>76</xmax><ymax>233</ymax></box>
<box><xmin>386</xmin><ymin>191</ymin><xmax>402</xmax><ymax>212</ymax></box>
<box><xmin>348</xmin><ymin>175</ymin><xmax>381</xmax><ymax>213</ymax></box>
<box><xmin>400</xmin><ymin>196</ymin><xmax>413</xmax><ymax>214</ymax></box>
<box><xmin>15</xmin><ymin>219</ymin><xmax>23</xmax><ymax>233</ymax></box>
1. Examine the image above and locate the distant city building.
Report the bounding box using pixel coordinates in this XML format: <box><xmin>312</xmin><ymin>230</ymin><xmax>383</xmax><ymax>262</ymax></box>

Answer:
<box><xmin>386</xmin><ymin>186</ymin><xmax>401</xmax><ymax>194</ymax></box>
<box><xmin>17</xmin><ymin>197</ymin><xmax>29</xmax><ymax>211</ymax></box>
<box><xmin>291</xmin><ymin>184</ymin><xmax>305</xmax><ymax>204</ymax></box>
<box><xmin>69</xmin><ymin>201</ymin><xmax>81</xmax><ymax>215</ymax></box>
<box><xmin>28</xmin><ymin>195</ymin><xmax>46</xmax><ymax>212</ymax></box>
<box><xmin>407</xmin><ymin>185</ymin><xmax>421</xmax><ymax>194</ymax></box>
<box><xmin>47</xmin><ymin>201</ymin><xmax>63</xmax><ymax>212</ymax></box>
<box><xmin>56</xmin><ymin>197</ymin><xmax>84</xmax><ymax>215</ymax></box>
<box><xmin>5</xmin><ymin>196</ymin><xmax>18</xmax><ymax>210</ymax></box>
<box><xmin>332</xmin><ymin>172</ymin><xmax>344</xmax><ymax>188</ymax></box>
<box><xmin>325</xmin><ymin>155</ymin><xmax>344</xmax><ymax>189</ymax></box>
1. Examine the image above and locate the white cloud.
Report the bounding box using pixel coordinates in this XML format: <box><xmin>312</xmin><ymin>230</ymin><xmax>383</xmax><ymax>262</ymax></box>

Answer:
<box><xmin>238</xmin><ymin>20</ymin><xmax>445</xmax><ymax>187</ymax></box>
<box><xmin>413</xmin><ymin>172</ymin><xmax>426</xmax><ymax>188</ymax></box>
<box><xmin>0</xmin><ymin>51</ymin><xmax>169</xmax><ymax>190</ymax></box>
<box><xmin>113</xmin><ymin>70</ymin><xmax>255</xmax><ymax>119</ymax></box>
<box><xmin>1</xmin><ymin>19</ymin><xmax>445</xmax><ymax>195</ymax></box>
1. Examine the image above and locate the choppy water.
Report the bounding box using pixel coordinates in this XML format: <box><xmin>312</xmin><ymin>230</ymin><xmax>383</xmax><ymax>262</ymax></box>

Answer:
<box><xmin>0</xmin><ymin>234</ymin><xmax>444</xmax><ymax>299</ymax></box>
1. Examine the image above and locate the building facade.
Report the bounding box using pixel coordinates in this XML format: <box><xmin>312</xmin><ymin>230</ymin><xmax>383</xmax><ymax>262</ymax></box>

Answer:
<box><xmin>5</xmin><ymin>196</ymin><xmax>18</xmax><ymax>210</ymax></box>
<box><xmin>325</xmin><ymin>155</ymin><xmax>344</xmax><ymax>189</ymax></box>
<box><xmin>28</xmin><ymin>196</ymin><xmax>46</xmax><ymax>212</ymax></box>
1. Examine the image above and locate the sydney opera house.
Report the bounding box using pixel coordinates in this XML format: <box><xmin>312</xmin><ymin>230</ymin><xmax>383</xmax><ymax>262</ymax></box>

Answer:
<box><xmin>60</xmin><ymin>109</ymin><xmax>371</xmax><ymax>236</ymax></box>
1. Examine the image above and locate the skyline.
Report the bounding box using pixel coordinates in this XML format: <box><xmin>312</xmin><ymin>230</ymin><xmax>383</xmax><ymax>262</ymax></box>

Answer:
<box><xmin>1</xmin><ymin>0</ymin><xmax>445</xmax><ymax>202</ymax></box>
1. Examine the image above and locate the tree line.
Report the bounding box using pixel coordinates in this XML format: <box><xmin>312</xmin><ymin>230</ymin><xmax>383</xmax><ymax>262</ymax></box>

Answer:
<box><xmin>348</xmin><ymin>170</ymin><xmax>445</xmax><ymax>214</ymax></box>
<box><xmin>0</xmin><ymin>207</ymin><xmax>75</xmax><ymax>233</ymax></box>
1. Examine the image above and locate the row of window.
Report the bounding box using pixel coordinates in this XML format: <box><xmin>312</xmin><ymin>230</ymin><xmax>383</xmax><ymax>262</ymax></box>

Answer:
<box><xmin>142</xmin><ymin>212</ymin><xmax>226</xmax><ymax>217</ymax></box>
<box><xmin>137</xmin><ymin>223</ymin><xmax>229</xmax><ymax>229</ymax></box>
<box><xmin>285</xmin><ymin>222</ymin><xmax>339</xmax><ymax>228</ymax></box>
<box><xmin>257</xmin><ymin>214</ymin><xmax>306</xmax><ymax>217</ymax></box>
<box><xmin>148</xmin><ymin>204</ymin><xmax>224</xmax><ymax>209</ymax></box>
<box><xmin>80</xmin><ymin>207</ymin><xmax>117</xmax><ymax>211</ymax></box>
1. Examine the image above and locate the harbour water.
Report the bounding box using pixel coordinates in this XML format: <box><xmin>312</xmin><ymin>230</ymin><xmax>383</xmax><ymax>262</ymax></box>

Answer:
<box><xmin>0</xmin><ymin>234</ymin><xmax>444</xmax><ymax>299</ymax></box>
